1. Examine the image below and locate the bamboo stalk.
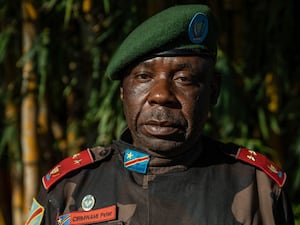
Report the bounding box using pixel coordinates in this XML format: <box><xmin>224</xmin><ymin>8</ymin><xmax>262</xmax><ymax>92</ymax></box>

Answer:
<box><xmin>21</xmin><ymin>0</ymin><xmax>39</xmax><ymax>221</ymax></box>
<box><xmin>11</xmin><ymin>163</ymin><xmax>23</xmax><ymax>225</ymax></box>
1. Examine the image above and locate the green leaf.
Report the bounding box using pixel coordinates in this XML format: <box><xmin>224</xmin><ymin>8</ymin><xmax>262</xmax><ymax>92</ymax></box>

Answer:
<box><xmin>0</xmin><ymin>28</ymin><xmax>11</xmax><ymax>62</ymax></box>
<box><xmin>64</xmin><ymin>0</ymin><xmax>73</xmax><ymax>28</ymax></box>
<box><xmin>258</xmin><ymin>107</ymin><xmax>269</xmax><ymax>140</ymax></box>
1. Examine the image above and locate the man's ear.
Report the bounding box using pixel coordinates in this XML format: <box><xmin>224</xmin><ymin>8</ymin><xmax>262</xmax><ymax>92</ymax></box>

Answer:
<box><xmin>210</xmin><ymin>72</ymin><xmax>221</xmax><ymax>106</ymax></box>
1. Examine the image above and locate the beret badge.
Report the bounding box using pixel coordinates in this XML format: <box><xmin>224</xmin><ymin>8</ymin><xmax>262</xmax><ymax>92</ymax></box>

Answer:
<box><xmin>188</xmin><ymin>12</ymin><xmax>208</xmax><ymax>44</ymax></box>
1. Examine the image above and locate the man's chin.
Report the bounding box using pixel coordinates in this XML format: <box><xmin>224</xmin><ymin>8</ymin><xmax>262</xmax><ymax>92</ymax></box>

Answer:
<box><xmin>133</xmin><ymin>137</ymin><xmax>186</xmax><ymax>157</ymax></box>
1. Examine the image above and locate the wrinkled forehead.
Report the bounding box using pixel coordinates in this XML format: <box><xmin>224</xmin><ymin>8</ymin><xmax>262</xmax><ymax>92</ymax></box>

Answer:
<box><xmin>121</xmin><ymin>55</ymin><xmax>215</xmax><ymax>81</ymax></box>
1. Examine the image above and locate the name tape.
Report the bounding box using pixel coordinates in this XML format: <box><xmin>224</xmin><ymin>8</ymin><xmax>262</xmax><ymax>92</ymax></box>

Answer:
<box><xmin>57</xmin><ymin>205</ymin><xmax>116</xmax><ymax>225</ymax></box>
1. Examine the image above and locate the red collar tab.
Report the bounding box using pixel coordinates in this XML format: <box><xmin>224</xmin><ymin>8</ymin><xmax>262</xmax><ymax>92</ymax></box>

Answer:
<box><xmin>56</xmin><ymin>205</ymin><xmax>116</xmax><ymax>225</ymax></box>
<box><xmin>42</xmin><ymin>149</ymin><xmax>94</xmax><ymax>190</ymax></box>
<box><xmin>236</xmin><ymin>148</ymin><xmax>287</xmax><ymax>187</ymax></box>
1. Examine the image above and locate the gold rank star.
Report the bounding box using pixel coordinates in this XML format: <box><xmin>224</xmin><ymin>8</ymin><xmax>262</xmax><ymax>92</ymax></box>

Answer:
<box><xmin>127</xmin><ymin>152</ymin><xmax>133</xmax><ymax>159</ymax></box>
<box><xmin>72</xmin><ymin>153</ymin><xmax>80</xmax><ymax>158</ymax></box>
<box><xmin>246</xmin><ymin>150</ymin><xmax>257</xmax><ymax>161</ymax></box>
<box><xmin>74</xmin><ymin>159</ymin><xmax>82</xmax><ymax>165</ymax></box>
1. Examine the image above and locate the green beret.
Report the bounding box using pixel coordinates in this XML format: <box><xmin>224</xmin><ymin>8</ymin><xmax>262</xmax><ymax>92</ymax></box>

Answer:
<box><xmin>106</xmin><ymin>4</ymin><xmax>218</xmax><ymax>80</ymax></box>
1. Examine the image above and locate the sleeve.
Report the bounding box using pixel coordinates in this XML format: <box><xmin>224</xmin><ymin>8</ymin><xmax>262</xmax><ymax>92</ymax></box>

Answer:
<box><xmin>24</xmin><ymin>184</ymin><xmax>59</xmax><ymax>225</ymax></box>
<box><xmin>36</xmin><ymin>184</ymin><xmax>62</xmax><ymax>225</ymax></box>
<box><xmin>273</xmin><ymin>188</ymin><xmax>295</xmax><ymax>225</ymax></box>
<box><xmin>255</xmin><ymin>169</ymin><xmax>295</xmax><ymax>225</ymax></box>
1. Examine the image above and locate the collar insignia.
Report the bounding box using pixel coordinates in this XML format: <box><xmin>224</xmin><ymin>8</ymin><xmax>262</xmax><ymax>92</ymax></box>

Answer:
<box><xmin>42</xmin><ymin>149</ymin><xmax>94</xmax><ymax>190</ymax></box>
<box><xmin>124</xmin><ymin>149</ymin><xmax>150</xmax><ymax>174</ymax></box>
<box><xmin>236</xmin><ymin>148</ymin><xmax>287</xmax><ymax>187</ymax></box>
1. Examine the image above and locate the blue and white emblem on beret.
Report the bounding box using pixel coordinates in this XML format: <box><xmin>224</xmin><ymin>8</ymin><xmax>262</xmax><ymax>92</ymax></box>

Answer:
<box><xmin>188</xmin><ymin>12</ymin><xmax>208</xmax><ymax>44</ymax></box>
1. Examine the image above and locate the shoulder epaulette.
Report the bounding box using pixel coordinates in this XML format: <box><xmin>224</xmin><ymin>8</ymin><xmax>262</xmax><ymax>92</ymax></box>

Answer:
<box><xmin>42</xmin><ymin>147</ymin><xmax>111</xmax><ymax>190</ymax></box>
<box><xmin>236</xmin><ymin>147</ymin><xmax>287</xmax><ymax>187</ymax></box>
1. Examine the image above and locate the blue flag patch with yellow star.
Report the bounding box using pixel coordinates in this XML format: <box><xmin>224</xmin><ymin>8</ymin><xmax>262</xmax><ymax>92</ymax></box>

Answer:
<box><xmin>124</xmin><ymin>149</ymin><xmax>150</xmax><ymax>174</ymax></box>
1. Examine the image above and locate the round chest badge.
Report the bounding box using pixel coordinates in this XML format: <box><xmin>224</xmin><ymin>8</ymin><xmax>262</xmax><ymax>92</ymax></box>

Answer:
<box><xmin>81</xmin><ymin>194</ymin><xmax>95</xmax><ymax>211</ymax></box>
<box><xmin>188</xmin><ymin>12</ymin><xmax>209</xmax><ymax>44</ymax></box>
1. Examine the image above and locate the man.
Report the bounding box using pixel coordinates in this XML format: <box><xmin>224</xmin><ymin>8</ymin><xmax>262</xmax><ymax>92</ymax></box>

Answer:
<box><xmin>26</xmin><ymin>4</ymin><xmax>294</xmax><ymax>225</ymax></box>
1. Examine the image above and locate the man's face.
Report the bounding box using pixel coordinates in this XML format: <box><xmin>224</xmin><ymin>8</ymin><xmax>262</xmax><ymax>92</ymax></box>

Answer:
<box><xmin>120</xmin><ymin>56</ymin><xmax>219</xmax><ymax>156</ymax></box>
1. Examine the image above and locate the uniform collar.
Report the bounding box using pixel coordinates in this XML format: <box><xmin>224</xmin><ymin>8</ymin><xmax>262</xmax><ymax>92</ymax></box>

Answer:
<box><xmin>113</xmin><ymin>128</ymin><xmax>204</xmax><ymax>174</ymax></box>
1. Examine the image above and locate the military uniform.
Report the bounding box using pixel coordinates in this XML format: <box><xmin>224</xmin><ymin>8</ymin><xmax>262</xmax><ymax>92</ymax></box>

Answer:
<box><xmin>25</xmin><ymin>4</ymin><xmax>295</xmax><ymax>225</ymax></box>
<box><xmin>25</xmin><ymin>130</ymin><xmax>294</xmax><ymax>225</ymax></box>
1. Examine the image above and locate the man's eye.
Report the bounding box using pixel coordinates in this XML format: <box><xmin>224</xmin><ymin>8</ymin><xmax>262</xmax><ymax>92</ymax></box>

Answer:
<box><xmin>174</xmin><ymin>75</ymin><xmax>194</xmax><ymax>85</ymax></box>
<box><xmin>135</xmin><ymin>73</ymin><xmax>152</xmax><ymax>81</ymax></box>
<box><xmin>177</xmin><ymin>76</ymin><xmax>190</xmax><ymax>82</ymax></box>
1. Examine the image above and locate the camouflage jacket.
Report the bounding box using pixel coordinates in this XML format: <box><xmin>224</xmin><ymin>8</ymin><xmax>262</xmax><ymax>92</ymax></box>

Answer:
<box><xmin>26</xmin><ymin>134</ymin><xmax>294</xmax><ymax>225</ymax></box>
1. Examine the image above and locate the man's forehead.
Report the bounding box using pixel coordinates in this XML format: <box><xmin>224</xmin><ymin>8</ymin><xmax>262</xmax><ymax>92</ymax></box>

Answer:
<box><xmin>134</xmin><ymin>56</ymin><xmax>208</xmax><ymax>68</ymax></box>
<box><xmin>123</xmin><ymin>56</ymin><xmax>214</xmax><ymax>79</ymax></box>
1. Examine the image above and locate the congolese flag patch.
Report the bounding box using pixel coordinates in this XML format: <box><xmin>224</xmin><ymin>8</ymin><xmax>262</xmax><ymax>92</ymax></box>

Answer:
<box><xmin>124</xmin><ymin>149</ymin><xmax>150</xmax><ymax>174</ymax></box>
<box><xmin>25</xmin><ymin>198</ymin><xmax>45</xmax><ymax>225</ymax></box>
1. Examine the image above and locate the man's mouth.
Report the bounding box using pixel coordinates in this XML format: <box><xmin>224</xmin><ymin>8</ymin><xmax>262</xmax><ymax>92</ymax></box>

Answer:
<box><xmin>141</xmin><ymin>120</ymin><xmax>184</xmax><ymax>138</ymax></box>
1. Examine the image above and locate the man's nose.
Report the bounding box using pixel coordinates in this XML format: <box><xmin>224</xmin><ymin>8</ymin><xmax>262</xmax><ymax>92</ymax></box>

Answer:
<box><xmin>147</xmin><ymin>78</ymin><xmax>179</xmax><ymax>107</ymax></box>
